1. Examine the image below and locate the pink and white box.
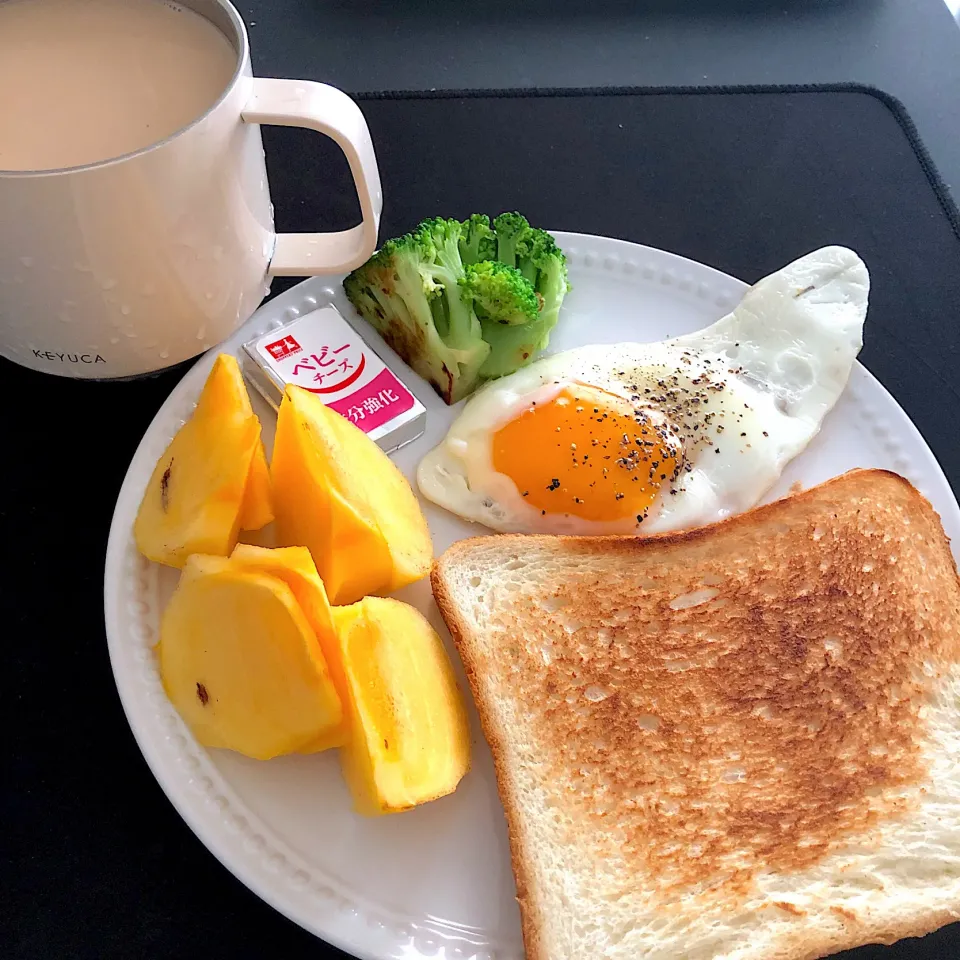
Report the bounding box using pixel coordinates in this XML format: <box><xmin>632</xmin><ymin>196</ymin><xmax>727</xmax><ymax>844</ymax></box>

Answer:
<box><xmin>241</xmin><ymin>305</ymin><xmax>426</xmax><ymax>454</ymax></box>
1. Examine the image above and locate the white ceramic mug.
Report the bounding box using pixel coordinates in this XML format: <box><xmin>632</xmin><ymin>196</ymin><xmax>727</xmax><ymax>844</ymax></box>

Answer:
<box><xmin>0</xmin><ymin>0</ymin><xmax>381</xmax><ymax>379</ymax></box>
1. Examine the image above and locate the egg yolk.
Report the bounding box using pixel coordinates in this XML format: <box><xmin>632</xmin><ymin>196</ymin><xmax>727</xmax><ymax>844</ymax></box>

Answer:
<box><xmin>492</xmin><ymin>385</ymin><xmax>683</xmax><ymax>524</ymax></box>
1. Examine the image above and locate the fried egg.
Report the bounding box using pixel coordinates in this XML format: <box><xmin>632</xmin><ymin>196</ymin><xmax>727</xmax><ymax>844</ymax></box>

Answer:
<box><xmin>417</xmin><ymin>246</ymin><xmax>869</xmax><ymax>535</ymax></box>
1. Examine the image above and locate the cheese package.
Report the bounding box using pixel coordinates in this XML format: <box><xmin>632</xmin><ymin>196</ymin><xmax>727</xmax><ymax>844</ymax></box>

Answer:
<box><xmin>242</xmin><ymin>305</ymin><xmax>426</xmax><ymax>454</ymax></box>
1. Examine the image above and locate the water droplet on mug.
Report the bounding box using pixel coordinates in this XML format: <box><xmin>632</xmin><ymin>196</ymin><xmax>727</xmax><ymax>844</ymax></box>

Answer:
<box><xmin>101</xmin><ymin>278</ymin><xmax>118</xmax><ymax>290</ymax></box>
<box><xmin>124</xmin><ymin>330</ymin><xmax>137</xmax><ymax>339</ymax></box>
<box><xmin>121</xmin><ymin>304</ymin><xmax>131</xmax><ymax>316</ymax></box>
<box><xmin>74</xmin><ymin>262</ymin><xmax>91</xmax><ymax>273</ymax></box>
<box><xmin>19</xmin><ymin>256</ymin><xmax>34</xmax><ymax>268</ymax></box>
<box><xmin>159</xmin><ymin>349</ymin><xmax>170</xmax><ymax>360</ymax></box>
<box><xmin>196</xmin><ymin>325</ymin><xmax>207</xmax><ymax>340</ymax></box>
<box><xmin>145</xmin><ymin>339</ymin><xmax>158</xmax><ymax>348</ymax></box>
<box><xmin>204</xmin><ymin>292</ymin><xmax>213</xmax><ymax>301</ymax></box>
<box><xmin>110</xmin><ymin>336</ymin><xmax>120</xmax><ymax>345</ymax></box>
<box><xmin>58</xmin><ymin>312</ymin><xmax>72</xmax><ymax>324</ymax></box>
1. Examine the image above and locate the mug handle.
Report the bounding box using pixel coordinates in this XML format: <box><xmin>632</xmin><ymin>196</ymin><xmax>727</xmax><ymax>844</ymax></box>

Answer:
<box><xmin>241</xmin><ymin>78</ymin><xmax>382</xmax><ymax>276</ymax></box>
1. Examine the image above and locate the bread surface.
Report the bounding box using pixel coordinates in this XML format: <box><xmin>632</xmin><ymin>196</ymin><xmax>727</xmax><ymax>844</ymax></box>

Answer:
<box><xmin>432</xmin><ymin>469</ymin><xmax>960</xmax><ymax>960</ymax></box>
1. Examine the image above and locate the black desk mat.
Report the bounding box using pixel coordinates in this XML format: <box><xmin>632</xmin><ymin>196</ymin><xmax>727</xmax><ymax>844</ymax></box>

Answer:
<box><xmin>8</xmin><ymin>86</ymin><xmax>960</xmax><ymax>960</ymax></box>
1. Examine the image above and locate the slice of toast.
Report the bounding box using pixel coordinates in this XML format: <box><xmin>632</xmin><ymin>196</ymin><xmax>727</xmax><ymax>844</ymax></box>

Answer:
<box><xmin>432</xmin><ymin>469</ymin><xmax>960</xmax><ymax>960</ymax></box>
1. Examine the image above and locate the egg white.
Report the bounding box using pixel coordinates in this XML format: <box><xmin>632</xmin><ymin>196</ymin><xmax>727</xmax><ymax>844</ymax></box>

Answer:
<box><xmin>417</xmin><ymin>246</ymin><xmax>869</xmax><ymax>535</ymax></box>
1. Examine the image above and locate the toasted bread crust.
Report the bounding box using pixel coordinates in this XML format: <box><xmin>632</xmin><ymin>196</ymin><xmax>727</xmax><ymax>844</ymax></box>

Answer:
<box><xmin>432</xmin><ymin>469</ymin><xmax>960</xmax><ymax>959</ymax></box>
<box><xmin>432</xmin><ymin>570</ymin><xmax>550</xmax><ymax>960</ymax></box>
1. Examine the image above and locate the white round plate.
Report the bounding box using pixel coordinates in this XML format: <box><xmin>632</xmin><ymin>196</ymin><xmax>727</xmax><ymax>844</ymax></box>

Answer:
<box><xmin>105</xmin><ymin>233</ymin><xmax>960</xmax><ymax>960</ymax></box>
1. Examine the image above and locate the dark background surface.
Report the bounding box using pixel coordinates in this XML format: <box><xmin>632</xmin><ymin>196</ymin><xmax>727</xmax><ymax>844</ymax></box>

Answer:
<box><xmin>9</xmin><ymin>85</ymin><xmax>960</xmax><ymax>959</ymax></box>
<box><xmin>238</xmin><ymin>0</ymin><xmax>960</xmax><ymax>202</ymax></box>
<box><xmin>7</xmin><ymin>30</ymin><xmax>960</xmax><ymax>960</ymax></box>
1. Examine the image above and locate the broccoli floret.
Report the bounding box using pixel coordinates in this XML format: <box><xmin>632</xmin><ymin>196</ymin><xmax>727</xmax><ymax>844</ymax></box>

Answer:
<box><xmin>493</xmin><ymin>212</ymin><xmax>570</xmax><ymax>307</ymax></box>
<box><xmin>491</xmin><ymin>211</ymin><xmax>530</xmax><ymax>267</ymax></box>
<box><xmin>518</xmin><ymin>227</ymin><xmax>570</xmax><ymax>337</ymax></box>
<box><xmin>459</xmin><ymin>261</ymin><xmax>540</xmax><ymax>327</ymax></box>
<box><xmin>344</xmin><ymin>212</ymin><xmax>570</xmax><ymax>403</ymax></box>
<box><xmin>475</xmin><ymin>213</ymin><xmax>571</xmax><ymax>378</ymax></box>
<box><xmin>415</xmin><ymin>218</ymin><xmax>485</xmax><ymax>353</ymax></box>
<box><xmin>458</xmin><ymin>214</ymin><xmax>496</xmax><ymax>266</ymax></box>
<box><xmin>343</xmin><ymin>225</ymin><xmax>489</xmax><ymax>404</ymax></box>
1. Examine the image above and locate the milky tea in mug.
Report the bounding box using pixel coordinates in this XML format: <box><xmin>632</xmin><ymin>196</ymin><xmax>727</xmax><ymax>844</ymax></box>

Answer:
<box><xmin>0</xmin><ymin>0</ymin><xmax>237</xmax><ymax>171</ymax></box>
<box><xmin>0</xmin><ymin>0</ymin><xmax>381</xmax><ymax>378</ymax></box>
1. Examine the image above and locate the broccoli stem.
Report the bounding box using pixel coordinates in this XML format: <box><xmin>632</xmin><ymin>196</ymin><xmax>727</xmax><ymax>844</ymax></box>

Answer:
<box><xmin>479</xmin><ymin>315</ymin><xmax>551</xmax><ymax>379</ymax></box>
